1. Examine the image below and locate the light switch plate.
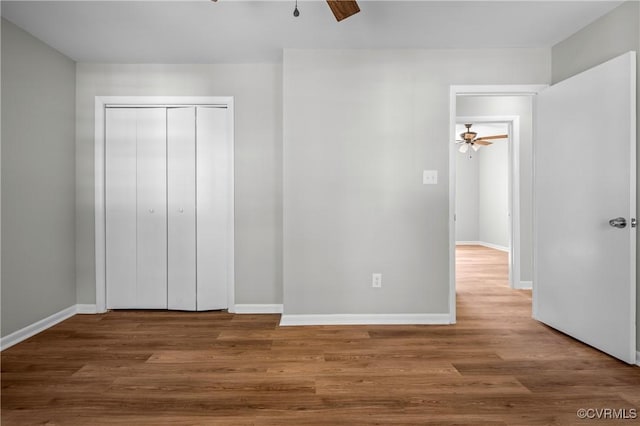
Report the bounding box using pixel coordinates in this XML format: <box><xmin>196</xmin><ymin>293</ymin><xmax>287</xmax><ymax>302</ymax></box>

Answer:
<box><xmin>423</xmin><ymin>170</ymin><xmax>438</xmax><ymax>185</ymax></box>
<box><xmin>372</xmin><ymin>273</ymin><xmax>382</xmax><ymax>288</ymax></box>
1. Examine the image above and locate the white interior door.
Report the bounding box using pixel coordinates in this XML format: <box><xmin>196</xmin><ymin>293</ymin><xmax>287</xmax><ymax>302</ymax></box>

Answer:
<box><xmin>105</xmin><ymin>108</ymin><xmax>137</xmax><ymax>309</ymax></box>
<box><xmin>167</xmin><ymin>107</ymin><xmax>197</xmax><ymax>311</ymax></box>
<box><xmin>196</xmin><ymin>107</ymin><xmax>230</xmax><ymax>310</ymax></box>
<box><xmin>136</xmin><ymin>108</ymin><xmax>168</xmax><ymax>308</ymax></box>
<box><xmin>534</xmin><ymin>52</ymin><xmax>636</xmax><ymax>363</ymax></box>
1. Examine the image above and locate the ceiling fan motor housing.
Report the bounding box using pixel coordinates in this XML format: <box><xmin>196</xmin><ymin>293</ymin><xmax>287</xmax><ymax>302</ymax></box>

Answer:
<box><xmin>461</xmin><ymin>123</ymin><xmax>477</xmax><ymax>141</ymax></box>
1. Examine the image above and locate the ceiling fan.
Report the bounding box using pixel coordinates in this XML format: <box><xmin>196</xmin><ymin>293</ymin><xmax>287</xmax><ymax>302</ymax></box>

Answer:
<box><xmin>456</xmin><ymin>123</ymin><xmax>508</xmax><ymax>154</ymax></box>
<box><xmin>326</xmin><ymin>0</ymin><xmax>360</xmax><ymax>22</ymax></box>
<box><xmin>290</xmin><ymin>0</ymin><xmax>361</xmax><ymax>21</ymax></box>
<box><xmin>211</xmin><ymin>0</ymin><xmax>360</xmax><ymax>22</ymax></box>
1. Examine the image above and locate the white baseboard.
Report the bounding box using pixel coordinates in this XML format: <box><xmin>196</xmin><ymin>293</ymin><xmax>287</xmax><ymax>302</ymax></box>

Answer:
<box><xmin>636</xmin><ymin>351</ymin><xmax>640</xmax><ymax>367</ymax></box>
<box><xmin>76</xmin><ymin>304</ymin><xmax>98</xmax><ymax>314</ymax></box>
<box><xmin>456</xmin><ymin>241</ymin><xmax>509</xmax><ymax>252</ymax></box>
<box><xmin>0</xmin><ymin>305</ymin><xmax>77</xmax><ymax>351</ymax></box>
<box><xmin>456</xmin><ymin>241</ymin><xmax>481</xmax><ymax>246</ymax></box>
<box><xmin>234</xmin><ymin>304</ymin><xmax>283</xmax><ymax>314</ymax></box>
<box><xmin>480</xmin><ymin>242</ymin><xmax>509</xmax><ymax>252</ymax></box>
<box><xmin>279</xmin><ymin>313</ymin><xmax>452</xmax><ymax>326</ymax></box>
<box><xmin>515</xmin><ymin>281</ymin><xmax>532</xmax><ymax>290</ymax></box>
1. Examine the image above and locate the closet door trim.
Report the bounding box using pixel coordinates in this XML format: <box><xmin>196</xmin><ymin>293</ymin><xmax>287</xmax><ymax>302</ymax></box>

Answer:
<box><xmin>95</xmin><ymin>96</ymin><xmax>235</xmax><ymax>313</ymax></box>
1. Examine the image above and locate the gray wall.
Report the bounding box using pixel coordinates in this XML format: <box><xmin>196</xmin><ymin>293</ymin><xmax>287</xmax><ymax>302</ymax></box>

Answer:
<box><xmin>478</xmin><ymin>136</ymin><xmax>509</xmax><ymax>248</ymax></box>
<box><xmin>551</xmin><ymin>0</ymin><xmax>640</xmax><ymax>352</ymax></box>
<box><xmin>455</xmin><ymin>124</ymin><xmax>510</xmax><ymax>250</ymax></box>
<box><xmin>455</xmin><ymin>152</ymin><xmax>479</xmax><ymax>242</ymax></box>
<box><xmin>457</xmin><ymin>96</ymin><xmax>534</xmax><ymax>282</ymax></box>
<box><xmin>283</xmin><ymin>49</ymin><xmax>549</xmax><ymax>315</ymax></box>
<box><xmin>75</xmin><ymin>63</ymin><xmax>283</xmax><ymax>305</ymax></box>
<box><xmin>1</xmin><ymin>19</ymin><xmax>76</xmax><ymax>337</ymax></box>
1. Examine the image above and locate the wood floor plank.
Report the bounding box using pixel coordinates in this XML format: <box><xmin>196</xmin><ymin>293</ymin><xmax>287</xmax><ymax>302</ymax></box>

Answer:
<box><xmin>2</xmin><ymin>245</ymin><xmax>639</xmax><ymax>424</ymax></box>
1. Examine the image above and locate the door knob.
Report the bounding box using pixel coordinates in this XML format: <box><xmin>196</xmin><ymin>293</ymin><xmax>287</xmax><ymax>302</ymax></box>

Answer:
<box><xmin>149</xmin><ymin>208</ymin><xmax>154</xmax><ymax>214</ymax></box>
<box><xmin>609</xmin><ymin>217</ymin><xmax>627</xmax><ymax>228</ymax></box>
<box><xmin>179</xmin><ymin>208</ymin><xmax>184</xmax><ymax>213</ymax></box>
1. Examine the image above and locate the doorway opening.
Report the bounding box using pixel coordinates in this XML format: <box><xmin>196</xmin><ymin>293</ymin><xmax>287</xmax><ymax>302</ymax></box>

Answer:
<box><xmin>450</xmin><ymin>54</ymin><xmax>636</xmax><ymax>364</ymax></box>
<box><xmin>455</xmin><ymin>117</ymin><xmax>517</xmax><ymax>288</ymax></box>
<box><xmin>448</xmin><ymin>85</ymin><xmax>546</xmax><ymax>323</ymax></box>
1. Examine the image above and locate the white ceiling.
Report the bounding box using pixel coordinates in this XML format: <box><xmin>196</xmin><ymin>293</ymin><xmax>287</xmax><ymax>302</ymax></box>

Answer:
<box><xmin>1</xmin><ymin>1</ymin><xmax>623</xmax><ymax>63</ymax></box>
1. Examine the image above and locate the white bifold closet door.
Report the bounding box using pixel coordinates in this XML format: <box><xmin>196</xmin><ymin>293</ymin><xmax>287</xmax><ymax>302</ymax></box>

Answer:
<box><xmin>106</xmin><ymin>105</ymin><xmax>230</xmax><ymax>311</ymax></box>
<box><xmin>166</xmin><ymin>106</ymin><xmax>229</xmax><ymax>310</ymax></box>
<box><xmin>167</xmin><ymin>107</ymin><xmax>197</xmax><ymax>310</ymax></box>
<box><xmin>105</xmin><ymin>108</ymin><xmax>137</xmax><ymax>308</ymax></box>
<box><xmin>106</xmin><ymin>108</ymin><xmax>167</xmax><ymax>309</ymax></box>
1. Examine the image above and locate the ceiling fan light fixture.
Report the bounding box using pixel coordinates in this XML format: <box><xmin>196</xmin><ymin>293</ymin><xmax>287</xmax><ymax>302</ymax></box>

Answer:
<box><xmin>456</xmin><ymin>123</ymin><xmax>503</xmax><ymax>155</ymax></box>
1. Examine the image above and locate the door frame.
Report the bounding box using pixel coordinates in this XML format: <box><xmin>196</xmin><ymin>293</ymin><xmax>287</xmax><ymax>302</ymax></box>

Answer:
<box><xmin>94</xmin><ymin>96</ymin><xmax>235</xmax><ymax>313</ymax></box>
<box><xmin>455</xmin><ymin>115</ymin><xmax>520</xmax><ymax>289</ymax></box>
<box><xmin>448</xmin><ymin>85</ymin><xmax>547</xmax><ymax>323</ymax></box>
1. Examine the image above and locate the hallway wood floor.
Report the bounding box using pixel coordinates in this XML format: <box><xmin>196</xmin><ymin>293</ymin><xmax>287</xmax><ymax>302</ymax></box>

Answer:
<box><xmin>2</xmin><ymin>245</ymin><xmax>639</xmax><ymax>425</ymax></box>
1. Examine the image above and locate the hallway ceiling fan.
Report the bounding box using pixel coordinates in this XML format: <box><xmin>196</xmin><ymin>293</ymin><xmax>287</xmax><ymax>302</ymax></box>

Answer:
<box><xmin>456</xmin><ymin>124</ymin><xmax>507</xmax><ymax>153</ymax></box>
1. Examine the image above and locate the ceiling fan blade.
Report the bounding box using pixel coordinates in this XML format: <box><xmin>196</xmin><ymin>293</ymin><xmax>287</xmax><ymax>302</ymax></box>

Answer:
<box><xmin>474</xmin><ymin>140</ymin><xmax>493</xmax><ymax>146</ymax></box>
<box><xmin>476</xmin><ymin>134</ymin><xmax>508</xmax><ymax>141</ymax></box>
<box><xmin>326</xmin><ymin>0</ymin><xmax>360</xmax><ymax>22</ymax></box>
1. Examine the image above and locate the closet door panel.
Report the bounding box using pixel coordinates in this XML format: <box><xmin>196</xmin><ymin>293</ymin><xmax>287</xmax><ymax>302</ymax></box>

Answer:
<box><xmin>196</xmin><ymin>107</ymin><xmax>230</xmax><ymax>310</ymax></box>
<box><xmin>136</xmin><ymin>108</ymin><xmax>168</xmax><ymax>308</ymax></box>
<box><xmin>105</xmin><ymin>108</ymin><xmax>137</xmax><ymax>309</ymax></box>
<box><xmin>167</xmin><ymin>107</ymin><xmax>197</xmax><ymax>311</ymax></box>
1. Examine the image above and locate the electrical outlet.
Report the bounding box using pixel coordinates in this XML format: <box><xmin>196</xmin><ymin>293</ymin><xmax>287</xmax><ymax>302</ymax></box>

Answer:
<box><xmin>372</xmin><ymin>273</ymin><xmax>382</xmax><ymax>288</ymax></box>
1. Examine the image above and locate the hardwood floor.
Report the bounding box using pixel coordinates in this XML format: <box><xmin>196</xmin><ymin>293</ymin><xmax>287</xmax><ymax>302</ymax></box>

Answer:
<box><xmin>2</xmin><ymin>245</ymin><xmax>639</xmax><ymax>425</ymax></box>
